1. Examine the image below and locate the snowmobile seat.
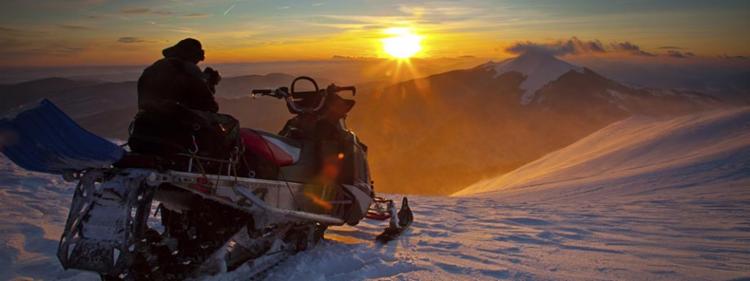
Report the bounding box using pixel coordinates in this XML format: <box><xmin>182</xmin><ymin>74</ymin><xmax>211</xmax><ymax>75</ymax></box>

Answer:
<box><xmin>128</xmin><ymin>101</ymin><xmax>240</xmax><ymax>161</ymax></box>
<box><xmin>112</xmin><ymin>152</ymin><xmax>177</xmax><ymax>171</ymax></box>
<box><xmin>0</xmin><ymin>99</ymin><xmax>124</xmax><ymax>174</ymax></box>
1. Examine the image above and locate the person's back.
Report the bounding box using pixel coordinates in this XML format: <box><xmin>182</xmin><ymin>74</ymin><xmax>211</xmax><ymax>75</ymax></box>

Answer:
<box><xmin>129</xmin><ymin>38</ymin><xmax>235</xmax><ymax>160</ymax></box>
<box><xmin>137</xmin><ymin>38</ymin><xmax>219</xmax><ymax>113</ymax></box>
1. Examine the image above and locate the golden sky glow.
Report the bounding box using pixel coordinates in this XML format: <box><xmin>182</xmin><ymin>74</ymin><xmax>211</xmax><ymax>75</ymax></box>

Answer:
<box><xmin>0</xmin><ymin>1</ymin><xmax>748</xmax><ymax>66</ymax></box>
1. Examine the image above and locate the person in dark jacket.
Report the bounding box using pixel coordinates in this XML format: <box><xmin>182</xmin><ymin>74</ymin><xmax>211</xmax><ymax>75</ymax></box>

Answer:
<box><xmin>137</xmin><ymin>38</ymin><xmax>221</xmax><ymax>112</ymax></box>
<box><xmin>129</xmin><ymin>38</ymin><xmax>238</xmax><ymax>160</ymax></box>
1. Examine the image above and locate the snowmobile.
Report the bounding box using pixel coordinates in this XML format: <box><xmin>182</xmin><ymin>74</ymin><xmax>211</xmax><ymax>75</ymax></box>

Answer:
<box><xmin>0</xmin><ymin>76</ymin><xmax>412</xmax><ymax>280</ymax></box>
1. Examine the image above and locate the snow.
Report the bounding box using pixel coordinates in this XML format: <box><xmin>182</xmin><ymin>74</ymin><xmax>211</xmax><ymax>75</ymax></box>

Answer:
<box><xmin>2</xmin><ymin>109</ymin><xmax>750</xmax><ymax>280</ymax></box>
<box><xmin>267</xmin><ymin>189</ymin><xmax>750</xmax><ymax>280</ymax></box>
<box><xmin>486</xmin><ymin>52</ymin><xmax>583</xmax><ymax>105</ymax></box>
<box><xmin>0</xmin><ymin>158</ymin><xmax>98</xmax><ymax>280</ymax></box>
<box><xmin>605</xmin><ymin>89</ymin><xmax>626</xmax><ymax>100</ymax></box>
<box><xmin>454</xmin><ymin>108</ymin><xmax>750</xmax><ymax>198</ymax></box>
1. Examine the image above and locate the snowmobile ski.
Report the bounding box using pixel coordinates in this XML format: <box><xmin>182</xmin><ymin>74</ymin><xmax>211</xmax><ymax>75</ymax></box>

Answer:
<box><xmin>375</xmin><ymin>197</ymin><xmax>413</xmax><ymax>243</ymax></box>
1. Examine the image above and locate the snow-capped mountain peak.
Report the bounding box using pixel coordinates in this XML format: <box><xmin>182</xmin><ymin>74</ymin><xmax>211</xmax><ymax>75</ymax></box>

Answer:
<box><xmin>485</xmin><ymin>51</ymin><xmax>583</xmax><ymax>104</ymax></box>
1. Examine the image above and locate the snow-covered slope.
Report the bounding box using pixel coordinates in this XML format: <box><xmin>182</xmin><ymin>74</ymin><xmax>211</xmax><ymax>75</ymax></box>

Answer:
<box><xmin>3</xmin><ymin>176</ymin><xmax>749</xmax><ymax>281</ymax></box>
<box><xmin>2</xmin><ymin>109</ymin><xmax>749</xmax><ymax>280</ymax></box>
<box><xmin>483</xmin><ymin>51</ymin><xmax>583</xmax><ymax>104</ymax></box>
<box><xmin>454</xmin><ymin>108</ymin><xmax>750</xmax><ymax>199</ymax></box>
<box><xmin>0</xmin><ymin>158</ymin><xmax>97</xmax><ymax>280</ymax></box>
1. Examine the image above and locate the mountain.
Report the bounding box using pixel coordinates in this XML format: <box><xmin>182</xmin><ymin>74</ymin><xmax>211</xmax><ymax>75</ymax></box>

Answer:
<box><xmin>453</xmin><ymin>108</ymin><xmax>750</xmax><ymax>198</ymax></box>
<box><xmin>480</xmin><ymin>52</ymin><xmax>723</xmax><ymax>112</ymax></box>
<box><xmin>482</xmin><ymin>51</ymin><xmax>583</xmax><ymax>104</ymax></box>
<box><xmin>0</xmin><ymin>76</ymin><xmax>295</xmax><ymax>139</ymax></box>
<box><xmin>352</xmin><ymin>52</ymin><xmax>726</xmax><ymax>195</ymax></box>
<box><xmin>216</xmin><ymin>73</ymin><xmax>295</xmax><ymax>98</ymax></box>
<box><xmin>215</xmin><ymin>73</ymin><xmax>332</xmax><ymax>98</ymax></box>
<box><xmin>0</xmin><ymin>78</ymin><xmax>101</xmax><ymax>112</ymax></box>
<box><xmin>0</xmin><ymin>55</ymin><xmax>733</xmax><ymax>195</ymax></box>
<box><xmin>568</xmin><ymin>57</ymin><xmax>750</xmax><ymax>105</ymax></box>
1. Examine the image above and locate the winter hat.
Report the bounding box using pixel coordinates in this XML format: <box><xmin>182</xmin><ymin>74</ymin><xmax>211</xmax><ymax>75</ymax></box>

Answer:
<box><xmin>162</xmin><ymin>38</ymin><xmax>205</xmax><ymax>62</ymax></box>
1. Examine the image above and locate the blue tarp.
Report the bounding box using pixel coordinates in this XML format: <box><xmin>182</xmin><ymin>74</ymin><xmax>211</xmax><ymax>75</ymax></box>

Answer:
<box><xmin>0</xmin><ymin>99</ymin><xmax>124</xmax><ymax>174</ymax></box>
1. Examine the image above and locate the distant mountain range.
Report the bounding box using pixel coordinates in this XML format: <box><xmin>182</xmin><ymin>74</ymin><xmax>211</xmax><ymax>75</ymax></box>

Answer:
<box><xmin>352</xmin><ymin>51</ymin><xmax>730</xmax><ymax>194</ymax></box>
<box><xmin>0</xmin><ymin>53</ymin><xmax>740</xmax><ymax>194</ymax></box>
<box><xmin>0</xmin><ymin>74</ymin><xmax>305</xmax><ymax>138</ymax></box>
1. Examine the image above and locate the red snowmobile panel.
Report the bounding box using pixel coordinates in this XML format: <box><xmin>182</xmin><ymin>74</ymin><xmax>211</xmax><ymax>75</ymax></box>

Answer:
<box><xmin>240</xmin><ymin>129</ymin><xmax>301</xmax><ymax>166</ymax></box>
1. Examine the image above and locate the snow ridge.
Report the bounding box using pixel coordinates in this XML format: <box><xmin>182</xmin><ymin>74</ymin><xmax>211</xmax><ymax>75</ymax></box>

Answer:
<box><xmin>454</xmin><ymin>108</ymin><xmax>750</xmax><ymax>197</ymax></box>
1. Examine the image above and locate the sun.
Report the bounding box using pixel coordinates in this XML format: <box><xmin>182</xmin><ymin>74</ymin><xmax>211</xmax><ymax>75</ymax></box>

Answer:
<box><xmin>382</xmin><ymin>27</ymin><xmax>422</xmax><ymax>59</ymax></box>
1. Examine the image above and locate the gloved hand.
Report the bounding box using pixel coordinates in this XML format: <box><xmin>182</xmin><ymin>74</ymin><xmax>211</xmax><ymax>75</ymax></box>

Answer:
<box><xmin>204</xmin><ymin>67</ymin><xmax>221</xmax><ymax>87</ymax></box>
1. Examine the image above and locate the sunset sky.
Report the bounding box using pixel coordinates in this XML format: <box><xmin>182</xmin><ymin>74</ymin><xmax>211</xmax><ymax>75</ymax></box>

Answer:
<box><xmin>0</xmin><ymin>0</ymin><xmax>748</xmax><ymax>66</ymax></box>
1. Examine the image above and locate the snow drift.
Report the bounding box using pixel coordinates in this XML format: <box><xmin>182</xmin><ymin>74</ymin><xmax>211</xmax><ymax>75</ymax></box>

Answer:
<box><xmin>454</xmin><ymin>108</ymin><xmax>750</xmax><ymax>199</ymax></box>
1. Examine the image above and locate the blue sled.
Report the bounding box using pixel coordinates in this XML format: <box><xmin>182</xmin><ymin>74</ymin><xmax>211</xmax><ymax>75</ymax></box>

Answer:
<box><xmin>0</xmin><ymin>99</ymin><xmax>124</xmax><ymax>174</ymax></box>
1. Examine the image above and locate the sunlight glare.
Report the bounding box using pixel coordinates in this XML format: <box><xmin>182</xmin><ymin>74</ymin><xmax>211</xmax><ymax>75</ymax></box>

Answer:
<box><xmin>382</xmin><ymin>27</ymin><xmax>422</xmax><ymax>59</ymax></box>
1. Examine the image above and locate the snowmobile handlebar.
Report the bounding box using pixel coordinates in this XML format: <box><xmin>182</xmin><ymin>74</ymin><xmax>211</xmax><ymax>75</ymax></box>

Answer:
<box><xmin>250</xmin><ymin>87</ymin><xmax>288</xmax><ymax>99</ymax></box>
<box><xmin>251</xmin><ymin>76</ymin><xmax>356</xmax><ymax>114</ymax></box>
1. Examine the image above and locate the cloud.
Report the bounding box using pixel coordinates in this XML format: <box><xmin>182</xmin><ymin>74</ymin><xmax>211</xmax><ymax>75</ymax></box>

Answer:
<box><xmin>314</xmin><ymin>4</ymin><xmax>488</xmax><ymax>33</ymax></box>
<box><xmin>719</xmin><ymin>54</ymin><xmax>748</xmax><ymax>60</ymax></box>
<box><xmin>666</xmin><ymin>50</ymin><xmax>695</xmax><ymax>58</ymax></box>
<box><xmin>332</xmin><ymin>55</ymin><xmax>379</xmax><ymax>60</ymax></box>
<box><xmin>35</xmin><ymin>45</ymin><xmax>85</xmax><ymax>56</ymax></box>
<box><xmin>505</xmin><ymin>37</ymin><xmax>606</xmax><ymax>56</ymax></box>
<box><xmin>0</xmin><ymin>26</ymin><xmax>49</xmax><ymax>38</ymax></box>
<box><xmin>610</xmin><ymin>42</ymin><xmax>655</xmax><ymax>56</ymax></box>
<box><xmin>58</xmin><ymin>24</ymin><xmax>90</xmax><ymax>30</ymax></box>
<box><xmin>505</xmin><ymin>41</ymin><xmax>563</xmax><ymax>56</ymax></box>
<box><xmin>77</xmin><ymin>0</ymin><xmax>107</xmax><ymax>4</ymax></box>
<box><xmin>1</xmin><ymin>42</ymin><xmax>86</xmax><ymax>59</ymax></box>
<box><xmin>0</xmin><ymin>26</ymin><xmax>21</xmax><ymax>33</ymax></box>
<box><xmin>117</xmin><ymin>37</ymin><xmax>145</xmax><ymax>44</ymax></box>
<box><xmin>152</xmin><ymin>10</ymin><xmax>173</xmax><ymax>16</ymax></box>
<box><xmin>505</xmin><ymin>37</ymin><xmax>680</xmax><ymax>58</ymax></box>
<box><xmin>120</xmin><ymin>7</ymin><xmax>173</xmax><ymax>16</ymax></box>
<box><xmin>121</xmin><ymin>8</ymin><xmax>150</xmax><ymax>14</ymax></box>
<box><xmin>183</xmin><ymin>13</ymin><xmax>210</xmax><ymax>19</ymax></box>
